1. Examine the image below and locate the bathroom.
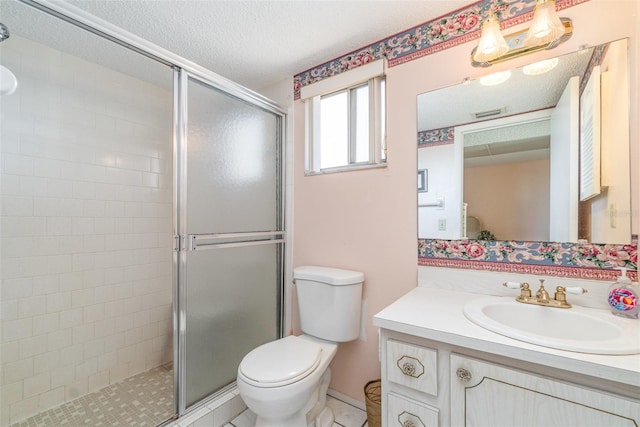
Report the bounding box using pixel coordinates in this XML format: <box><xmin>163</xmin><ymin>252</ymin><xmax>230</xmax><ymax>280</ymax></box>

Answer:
<box><xmin>1</xmin><ymin>0</ymin><xmax>638</xmax><ymax>426</ymax></box>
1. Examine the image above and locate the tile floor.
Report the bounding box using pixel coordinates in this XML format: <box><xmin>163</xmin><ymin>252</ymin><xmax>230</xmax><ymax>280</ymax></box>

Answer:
<box><xmin>224</xmin><ymin>396</ymin><xmax>369</xmax><ymax>427</ymax></box>
<box><xmin>8</xmin><ymin>364</ymin><xmax>174</xmax><ymax>427</ymax></box>
<box><xmin>9</xmin><ymin>363</ymin><xmax>369</xmax><ymax>427</ymax></box>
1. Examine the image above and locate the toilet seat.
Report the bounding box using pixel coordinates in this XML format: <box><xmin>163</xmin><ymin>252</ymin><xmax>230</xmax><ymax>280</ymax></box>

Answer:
<box><xmin>239</xmin><ymin>335</ymin><xmax>322</xmax><ymax>388</ymax></box>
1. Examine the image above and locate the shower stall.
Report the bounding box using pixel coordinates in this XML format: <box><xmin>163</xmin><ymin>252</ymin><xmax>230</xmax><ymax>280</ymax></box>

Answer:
<box><xmin>0</xmin><ymin>1</ymin><xmax>285</xmax><ymax>426</ymax></box>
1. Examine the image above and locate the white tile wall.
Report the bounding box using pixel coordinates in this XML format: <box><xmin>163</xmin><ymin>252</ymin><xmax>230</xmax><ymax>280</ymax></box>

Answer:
<box><xmin>1</xmin><ymin>35</ymin><xmax>174</xmax><ymax>426</ymax></box>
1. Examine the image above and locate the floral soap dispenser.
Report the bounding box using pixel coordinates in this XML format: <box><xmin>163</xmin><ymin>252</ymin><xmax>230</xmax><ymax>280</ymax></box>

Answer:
<box><xmin>608</xmin><ymin>268</ymin><xmax>639</xmax><ymax>319</ymax></box>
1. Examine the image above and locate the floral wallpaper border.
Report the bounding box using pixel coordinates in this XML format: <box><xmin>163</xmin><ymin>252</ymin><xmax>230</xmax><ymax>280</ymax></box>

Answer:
<box><xmin>418</xmin><ymin>127</ymin><xmax>455</xmax><ymax>146</ymax></box>
<box><xmin>293</xmin><ymin>0</ymin><xmax>589</xmax><ymax>99</ymax></box>
<box><xmin>418</xmin><ymin>239</ymin><xmax>638</xmax><ymax>281</ymax></box>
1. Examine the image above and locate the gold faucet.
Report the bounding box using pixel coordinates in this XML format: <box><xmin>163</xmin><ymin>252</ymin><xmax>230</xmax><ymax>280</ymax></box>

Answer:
<box><xmin>503</xmin><ymin>279</ymin><xmax>587</xmax><ymax>309</ymax></box>
<box><xmin>535</xmin><ymin>279</ymin><xmax>550</xmax><ymax>303</ymax></box>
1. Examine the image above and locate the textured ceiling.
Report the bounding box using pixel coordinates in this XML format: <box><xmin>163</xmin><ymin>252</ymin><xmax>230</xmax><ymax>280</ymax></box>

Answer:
<box><xmin>50</xmin><ymin>0</ymin><xmax>471</xmax><ymax>92</ymax></box>
<box><xmin>416</xmin><ymin>44</ymin><xmax>603</xmax><ymax>165</ymax></box>
<box><xmin>0</xmin><ymin>0</ymin><xmax>602</xmax><ymax>130</ymax></box>
<box><xmin>417</xmin><ymin>46</ymin><xmax>595</xmax><ymax>131</ymax></box>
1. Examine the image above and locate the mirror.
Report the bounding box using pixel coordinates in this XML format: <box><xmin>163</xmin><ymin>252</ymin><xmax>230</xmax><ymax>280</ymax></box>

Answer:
<box><xmin>417</xmin><ymin>38</ymin><xmax>633</xmax><ymax>245</ymax></box>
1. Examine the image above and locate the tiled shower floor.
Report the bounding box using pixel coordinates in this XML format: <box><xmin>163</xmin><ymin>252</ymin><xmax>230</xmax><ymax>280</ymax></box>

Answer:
<box><xmin>9</xmin><ymin>364</ymin><xmax>174</xmax><ymax>427</ymax></box>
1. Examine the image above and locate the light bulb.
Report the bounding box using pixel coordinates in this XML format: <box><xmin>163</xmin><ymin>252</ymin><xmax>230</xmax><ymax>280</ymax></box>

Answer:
<box><xmin>522</xmin><ymin>58</ymin><xmax>559</xmax><ymax>75</ymax></box>
<box><xmin>0</xmin><ymin>65</ymin><xmax>17</xmax><ymax>96</ymax></box>
<box><xmin>473</xmin><ymin>13</ymin><xmax>509</xmax><ymax>63</ymax></box>
<box><xmin>479</xmin><ymin>70</ymin><xmax>512</xmax><ymax>86</ymax></box>
<box><xmin>525</xmin><ymin>0</ymin><xmax>565</xmax><ymax>46</ymax></box>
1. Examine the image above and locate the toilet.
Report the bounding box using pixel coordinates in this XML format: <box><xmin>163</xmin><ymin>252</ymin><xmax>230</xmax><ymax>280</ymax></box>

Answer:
<box><xmin>237</xmin><ymin>266</ymin><xmax>364</xmax><ymax>427</ymax></box>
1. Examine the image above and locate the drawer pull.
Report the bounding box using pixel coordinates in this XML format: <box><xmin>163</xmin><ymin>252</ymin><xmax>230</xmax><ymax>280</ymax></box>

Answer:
<box><xmin>398</xmin><ymin>410</ymin><xmax>425</xmax><ymax>427</ymax></box>
<box><xmin>396</xmin><ymin>355</ymin><xmax>424</xmax><ymax>379</ymax></box>
<box><xmin>401</xmin><ymin>361</ymin><xmax>415</xmax><ymax>376</ymax></box>
<box><xmin>456</xmin><ymin>367</ymin><xmax>472</xmax><ymax>382</ymax></box>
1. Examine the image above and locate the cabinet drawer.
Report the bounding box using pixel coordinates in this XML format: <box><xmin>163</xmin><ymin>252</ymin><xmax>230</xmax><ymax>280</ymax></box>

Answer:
<box><xmin>387</xmin><ymin>339</ymin><xmax>437</xmax><ymax>396</ymax></box>
<box><xmin>387</xmin><ymin>392</ymin><xmax>439</xmax><ymax>427</ymax></box>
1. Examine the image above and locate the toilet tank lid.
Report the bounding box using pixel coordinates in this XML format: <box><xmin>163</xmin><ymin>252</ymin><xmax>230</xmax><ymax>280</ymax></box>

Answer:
<box><xmin>293</xmin><ymin>266</ymin><xmax>364</xmax><ymax>286</ymax></box>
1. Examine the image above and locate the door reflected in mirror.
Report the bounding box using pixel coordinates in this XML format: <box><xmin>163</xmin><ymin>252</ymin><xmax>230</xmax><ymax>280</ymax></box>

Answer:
<box><xmin>417</xmin><ymin>38</ymin><xmax>633</xmax><ymax>245</ymax></box>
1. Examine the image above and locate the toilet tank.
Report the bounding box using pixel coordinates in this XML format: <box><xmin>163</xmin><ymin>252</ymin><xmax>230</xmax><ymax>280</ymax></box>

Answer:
<box><xmin>293</xmin><ymin>266</ymin><xmax>364</xmax><ymax>342</ymax></box>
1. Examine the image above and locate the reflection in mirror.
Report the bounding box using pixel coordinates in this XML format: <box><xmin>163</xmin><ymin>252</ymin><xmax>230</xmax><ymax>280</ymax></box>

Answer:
<box><xmin>417</xmin><ymin>38</ymin><xmax>632</xmax><ymax>245</ymax></box>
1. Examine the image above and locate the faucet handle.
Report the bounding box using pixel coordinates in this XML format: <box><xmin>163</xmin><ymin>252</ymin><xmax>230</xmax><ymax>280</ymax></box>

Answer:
<box><xmin>503</xmin><ymin>281</ymin><xmax>522</xmax><ymax>290</ymax></box>
<box><xmin>503</xmin><ymin>281</ymin><xmax>531</xmax><ymax>298</ymax></box>
<box><xmin>554</xmin><ymin>286</ymin><xmax>567</xmax><ymax>302</ymax></box>
<box><xmin>565</xmin><ymin>286</ymin><xmax>588</xmax><ymax>295</ymax></box>
<box><xmin>553</xmin><ymin>286</ymin><xmax>586</xmax><ymax>308</ymax></box>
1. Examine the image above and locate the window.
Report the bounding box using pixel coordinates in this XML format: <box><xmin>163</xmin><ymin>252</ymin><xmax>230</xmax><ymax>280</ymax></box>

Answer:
<box><xmin>306</xmin><ymin>77</ymin><xmax>386</xmax><ymax>174</ymax></box>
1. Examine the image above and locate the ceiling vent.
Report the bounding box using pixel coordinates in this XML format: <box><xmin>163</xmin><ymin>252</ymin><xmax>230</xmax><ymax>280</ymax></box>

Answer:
<box><xmin>474</xmin><ymin>108</ymin><xmax>505</xmax><ymax>119</ymax></box>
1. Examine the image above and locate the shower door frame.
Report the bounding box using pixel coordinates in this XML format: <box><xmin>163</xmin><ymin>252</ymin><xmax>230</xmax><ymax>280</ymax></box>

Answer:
<box><xmin>16</xmin><ymin>0</ymin><xmax>288</xmax><ymax>421</ymax></box>
<box><xmin>174</xmin><ymin>69</ymin><xmax>286</xmax><ymax>413</ymax></box>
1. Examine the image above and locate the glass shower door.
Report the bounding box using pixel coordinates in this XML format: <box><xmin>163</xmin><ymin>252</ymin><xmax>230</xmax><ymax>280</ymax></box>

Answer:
<box><xmin>175</xmin><ymin>71</ymin><xmax>284</xmax><ymax>410</ymax></box>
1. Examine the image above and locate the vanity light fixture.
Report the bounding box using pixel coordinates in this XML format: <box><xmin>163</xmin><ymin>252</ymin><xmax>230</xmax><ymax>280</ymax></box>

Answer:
<box><xmin>471</xmin><ymin>0</ymin><xmax>572</xmax><ymax>68</ymax></box>
<box><xmin>472</xmin><ymin>10</ymin><xmax>509</xmax><ymax>63</ymax></box>
<box><xmin>522</xmin><ymin>57</ymin><xmax>559</xmax><ymax>75</ymax></box>
<box><xmin>525</xmin><ymin>0</ymin><xmax>565</xmax><ymax>47</ymax></box>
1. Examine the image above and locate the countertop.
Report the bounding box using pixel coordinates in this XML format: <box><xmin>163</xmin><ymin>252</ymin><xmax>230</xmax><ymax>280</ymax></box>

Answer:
<box><xmin>373</xmin><ymin>287</ymin><xmax>640</xmax><ymax>389</ymax></box>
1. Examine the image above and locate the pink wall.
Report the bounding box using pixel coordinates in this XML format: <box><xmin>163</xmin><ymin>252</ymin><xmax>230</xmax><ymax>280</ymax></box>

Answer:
<box><xmin>465</xmin><ymin>159</ymin><xmax>550</xmax><ymax>241</ymax></box>
<box><xmin>291</xmin><ymin>0</ymin><xmax>640</xmax><ymax>401</ymax></box>
<box><xmin>289</xmin><ymin>158</ymin><xmax>417</xmax><ymax>397</ymax></box>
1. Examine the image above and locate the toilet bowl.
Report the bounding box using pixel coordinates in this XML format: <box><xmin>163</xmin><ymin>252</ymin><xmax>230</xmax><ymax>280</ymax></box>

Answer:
<box><xmin>237</xmin><ymin>335</ymin><xmax>337</xmax><ymax>427</ymax></box>
<box><xmin>236</xmin><ymin>266</ymin><xmax>364</xmax><ymax>427</ymax></box>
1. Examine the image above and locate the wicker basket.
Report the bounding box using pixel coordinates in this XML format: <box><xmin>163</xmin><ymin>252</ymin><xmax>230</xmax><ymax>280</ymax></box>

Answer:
<box><xmin>364</xmin><ymin>379</ymin><xmax>382</xmax><ymax>427</ymax></box>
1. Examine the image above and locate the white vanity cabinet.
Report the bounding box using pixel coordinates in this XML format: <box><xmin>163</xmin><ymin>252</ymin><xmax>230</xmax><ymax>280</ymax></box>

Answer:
<box><xmin>379</xmin><ymin>330</ymin><xmax>640</xmax><ymax>427</ymax></box>
<box><xmin>374</xmin><ymin>288</ymin><xmax>640</xmax><ymax>427</ymax></box>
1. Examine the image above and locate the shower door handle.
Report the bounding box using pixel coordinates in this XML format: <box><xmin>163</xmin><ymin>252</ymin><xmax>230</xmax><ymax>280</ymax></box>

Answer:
<box><xmin>174</xmin><ymin>232</ymin><xmax>285</xmax><ymax>251</ymax></box>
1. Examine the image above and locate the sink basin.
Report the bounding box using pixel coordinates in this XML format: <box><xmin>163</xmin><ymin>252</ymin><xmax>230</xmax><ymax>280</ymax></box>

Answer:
<box><xmin>463</xmin><ymin>297</ymin><xmax>640</xmax><ymax>355</ymax></box>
